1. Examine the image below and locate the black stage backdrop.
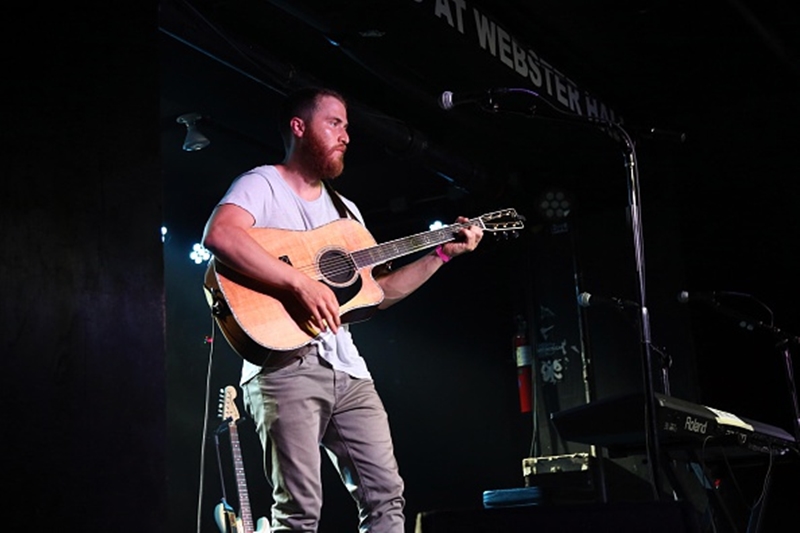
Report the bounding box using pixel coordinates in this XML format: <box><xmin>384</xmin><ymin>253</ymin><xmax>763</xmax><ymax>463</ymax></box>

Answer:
<box><xmin>1</xmin><ymin>3</ymin><xmax>166</xmax><ymax>533</ymax></box>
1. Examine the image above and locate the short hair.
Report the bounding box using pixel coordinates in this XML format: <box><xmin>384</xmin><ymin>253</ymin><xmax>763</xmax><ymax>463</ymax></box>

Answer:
<box><xmin>277</xmin><ymin>87</ymin><xmax>347</xmax><ymax>151</ymax></box>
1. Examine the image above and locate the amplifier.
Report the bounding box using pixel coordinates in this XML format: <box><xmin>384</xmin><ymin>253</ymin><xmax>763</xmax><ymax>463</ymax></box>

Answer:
<box><xmin>522</xmin><ymin>453</ymin><xmax>598</xmax><ymax>502</ymax></box>
<box><xmin>523</xmin><ymin>452</ymin><xmax>656</xmax><ymax>504</ymax></box>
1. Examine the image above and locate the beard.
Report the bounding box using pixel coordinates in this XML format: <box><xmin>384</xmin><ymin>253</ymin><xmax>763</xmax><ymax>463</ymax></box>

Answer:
<box><xmin>303</xmin><ymin>127</ymin><xmax>346</xmax><ymax>179</ymax></box>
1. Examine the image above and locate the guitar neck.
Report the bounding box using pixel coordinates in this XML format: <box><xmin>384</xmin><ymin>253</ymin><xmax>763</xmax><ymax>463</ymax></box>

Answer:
<box><xmin>352</xmin><ymin>218</ymin><xmax>482</xmax><ymax>268</ymax></box>
<box><xmin>229</xmin><ymin>423</ymin><xmax>255</xmax><ymax>533</ymax></box>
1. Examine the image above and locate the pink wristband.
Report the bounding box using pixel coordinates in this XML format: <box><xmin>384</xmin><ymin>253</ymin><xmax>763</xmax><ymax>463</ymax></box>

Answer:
<box><xmin>434</xmin><ymin>245</ymin><xmax>451</xmax><ymax>263</ymax></box>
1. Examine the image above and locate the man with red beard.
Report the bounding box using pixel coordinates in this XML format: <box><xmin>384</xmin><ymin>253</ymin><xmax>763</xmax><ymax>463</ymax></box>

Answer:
<box><xmin>202</xmin><ymin>87</ymin><xmax>483</xmax><ymax>532</ymax></box>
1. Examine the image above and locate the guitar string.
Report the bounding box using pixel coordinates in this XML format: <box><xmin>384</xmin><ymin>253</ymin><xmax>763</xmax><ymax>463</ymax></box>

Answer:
<box><xmin>282</xmin><ymin>217</ymin><xmax>516</xmax><ymax>280</ymax></box>
<box><xmin>284</xmin><ymin>223</ymin><xmax>469</xmax><ymax>279</ymax></box>
<box><xmin>289</xmin><ymin>238</ymin><xmax>452</xmax><ymax>279</ymax></box>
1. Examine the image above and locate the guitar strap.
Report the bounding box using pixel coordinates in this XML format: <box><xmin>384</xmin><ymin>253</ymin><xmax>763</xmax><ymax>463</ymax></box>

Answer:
<box><xmin>323</xmin><ymin>179</ymin><xmax>393</xmax><ymax>275</ymax></box>
<box><xmin>323</xmin><ymin>179</ymin><xmax>357</xmax><ymax>220</ymax></box>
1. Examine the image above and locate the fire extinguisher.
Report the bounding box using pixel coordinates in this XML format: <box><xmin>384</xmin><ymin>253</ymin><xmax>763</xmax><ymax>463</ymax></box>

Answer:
<box><xmin>513</xmin><ymin>315</ymin><xmax>532</xmax><ymax>413</ymax></box>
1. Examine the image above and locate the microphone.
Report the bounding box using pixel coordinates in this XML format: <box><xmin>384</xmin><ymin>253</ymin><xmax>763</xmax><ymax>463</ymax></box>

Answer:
<box><xmin>641</xmin><ymin>127</ymin><xmax>687</xmax><ymax>144</ymax></box>
<box><xmin>438</xmin><ymin>88</ymin><xmax>509</xmax><ymax>110</ymax></box>
<box><xmin>577</xmin><ymin>292</ymin><xmax>639</xmax><ymax>309</ymax></box>
<box><xmin>677</xmin><ymin>291</ymin><xmax>717</xmax><ymax>304</ymax></box>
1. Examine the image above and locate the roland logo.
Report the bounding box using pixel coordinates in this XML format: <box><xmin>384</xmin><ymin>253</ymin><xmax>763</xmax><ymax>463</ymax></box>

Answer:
<box><xmin>684</xmin><ymin>416</ymin><xmax>708</xmax><ymax>434</ymax></box>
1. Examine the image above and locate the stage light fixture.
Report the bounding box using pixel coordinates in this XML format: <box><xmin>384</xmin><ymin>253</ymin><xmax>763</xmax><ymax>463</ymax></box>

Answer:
<box><xmin>535</xmin><ymin>188</ymin><xmax>574</xmax><ymax>221</ymax></box>
<box><xmin>176</xmin><ymin>112</ymin><xmax>210</xmax><ymax>151</ymax></box>
<box><xmin>190</xmin><ymin>243</ymin><xmax>211</xmax><ymax>264</ymax></box>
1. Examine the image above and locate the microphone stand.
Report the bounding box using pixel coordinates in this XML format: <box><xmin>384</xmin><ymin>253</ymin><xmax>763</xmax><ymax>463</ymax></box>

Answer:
<box><xmin>213</xmin><ymin>422</ymin><xmax>235</xmax><ymax>531</ymax></box>
<box><xmin>777</xmin><ymin>336</ymin><xmax>800</xmax><ymax>448</ymax></box>
<box><xmin>693</xmin><ymin>295</ymin><xmax>800</xmax><ymax>446</ymax></box>
<box><xmin>611</xmin><ymin>121</ymin><xmax>666</xmax><ymax>501</ymax></box>
<box><xmin>687</xmin><ymin>296</ymin><xmax>800</xmax><ymax>533</ymax></box>
<box><xmin>485</xmin><ymin>88</ymin><xmax>668</xmax><ymax>500</ymax></box>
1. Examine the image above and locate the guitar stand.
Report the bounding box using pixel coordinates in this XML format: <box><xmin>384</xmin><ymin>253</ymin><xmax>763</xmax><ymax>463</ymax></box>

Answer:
<box><xmin>213</xmin><ymin>427</ymin><xmax>235</xmax><ymax>532</ymax></box>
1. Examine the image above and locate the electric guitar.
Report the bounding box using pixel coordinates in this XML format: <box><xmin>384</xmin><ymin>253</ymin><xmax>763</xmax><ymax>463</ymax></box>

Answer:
<box><xmin>203</xmin><ymin>208</ymin><xmax>524</xmax><ymax>360</ymax></box>
<box><xmin>214</xmin><ymin>386</ymin><xmax>270</xmax><ymax>533</ymax></box>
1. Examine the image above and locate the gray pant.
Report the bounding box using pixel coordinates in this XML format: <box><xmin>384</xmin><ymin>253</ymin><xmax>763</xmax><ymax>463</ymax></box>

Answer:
<box><xmin>242</xmin><ymin>352</ymin><xmax>405</xmax><ymax>532</ymax></box>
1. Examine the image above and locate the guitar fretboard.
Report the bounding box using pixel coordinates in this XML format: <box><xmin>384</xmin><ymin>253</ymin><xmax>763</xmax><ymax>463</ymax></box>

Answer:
<box><xmin>351</xmin><ymin>219</ymin><xmax>480</xmax><ymax>268</ymax></box>
<box><xmin>229</xmin><ymin>423</ymin><xmax>255</xmax><ymax>533</ymax></box>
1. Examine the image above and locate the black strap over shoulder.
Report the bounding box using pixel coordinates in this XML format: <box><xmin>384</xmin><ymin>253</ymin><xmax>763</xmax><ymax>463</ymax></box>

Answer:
<box><xmin>322</xmin><ymin>179</ymin><xmax>357</xmax><ymax>220</ymax></box>
<box><xmin>323</xmin><ymin>179</ymin><xmax>392</xmax><ymax>275</ymax></box>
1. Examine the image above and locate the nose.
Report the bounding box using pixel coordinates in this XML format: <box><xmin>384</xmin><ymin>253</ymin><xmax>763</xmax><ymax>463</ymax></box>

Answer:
<box><xmin>339</xmin><ymin>129</ymin><xmax>349</xmax><ymax>145</ymax></box>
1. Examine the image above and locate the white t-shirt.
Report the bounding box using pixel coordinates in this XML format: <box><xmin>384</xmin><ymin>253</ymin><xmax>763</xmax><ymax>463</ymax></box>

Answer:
<box><xmin>217</xmin><ymin>165</ymin><xmax>372</xmax><ymax>384</ymax></box>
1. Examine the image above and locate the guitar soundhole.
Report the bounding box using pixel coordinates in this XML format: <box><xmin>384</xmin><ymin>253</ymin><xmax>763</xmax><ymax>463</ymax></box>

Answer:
<box><xmin>318</xmin><ymin>249</ymin><xmax>356</xmax><ymax>285</ymax></box>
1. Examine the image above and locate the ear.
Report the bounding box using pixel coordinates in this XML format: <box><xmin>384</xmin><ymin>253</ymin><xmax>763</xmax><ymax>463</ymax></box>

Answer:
<box><xmin>289</xmin><ymin>116</ymin><xmax>305</xmax><ymax>138</ymax></box>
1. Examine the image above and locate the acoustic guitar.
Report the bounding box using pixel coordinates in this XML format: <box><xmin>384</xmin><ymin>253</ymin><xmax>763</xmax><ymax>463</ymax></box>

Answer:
<box><xmin>204</xmin><ymin>209</ymin><xmax>524</xmax><ymax>360</ymax></box>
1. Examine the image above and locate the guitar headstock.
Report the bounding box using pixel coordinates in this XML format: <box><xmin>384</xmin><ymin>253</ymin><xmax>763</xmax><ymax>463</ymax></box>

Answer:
<box><xmin>218</xmin><ymin>385</ymin><xmax>241</xmax><ymax>424</ymax></box>
<box><xmin>477</xmin><ymin>208</ymin><xmax>525</xmax><ymax>239</ymax></box>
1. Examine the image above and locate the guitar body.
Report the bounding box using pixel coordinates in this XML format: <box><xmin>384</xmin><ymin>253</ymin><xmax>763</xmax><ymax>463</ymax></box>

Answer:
<box><xmin>205</xmin><ymin>218</ymin><xmax>384</xmax><ymax>356</ymax></box>
<box><xmin>214</xmin><ymin>501</ymin><xmax>239</xmax><ymax>533</ymax></box>
<box><xmin>214</xmin><ymin>503</ymin><xmax>270</xmax><ymax>533</ymax></box>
